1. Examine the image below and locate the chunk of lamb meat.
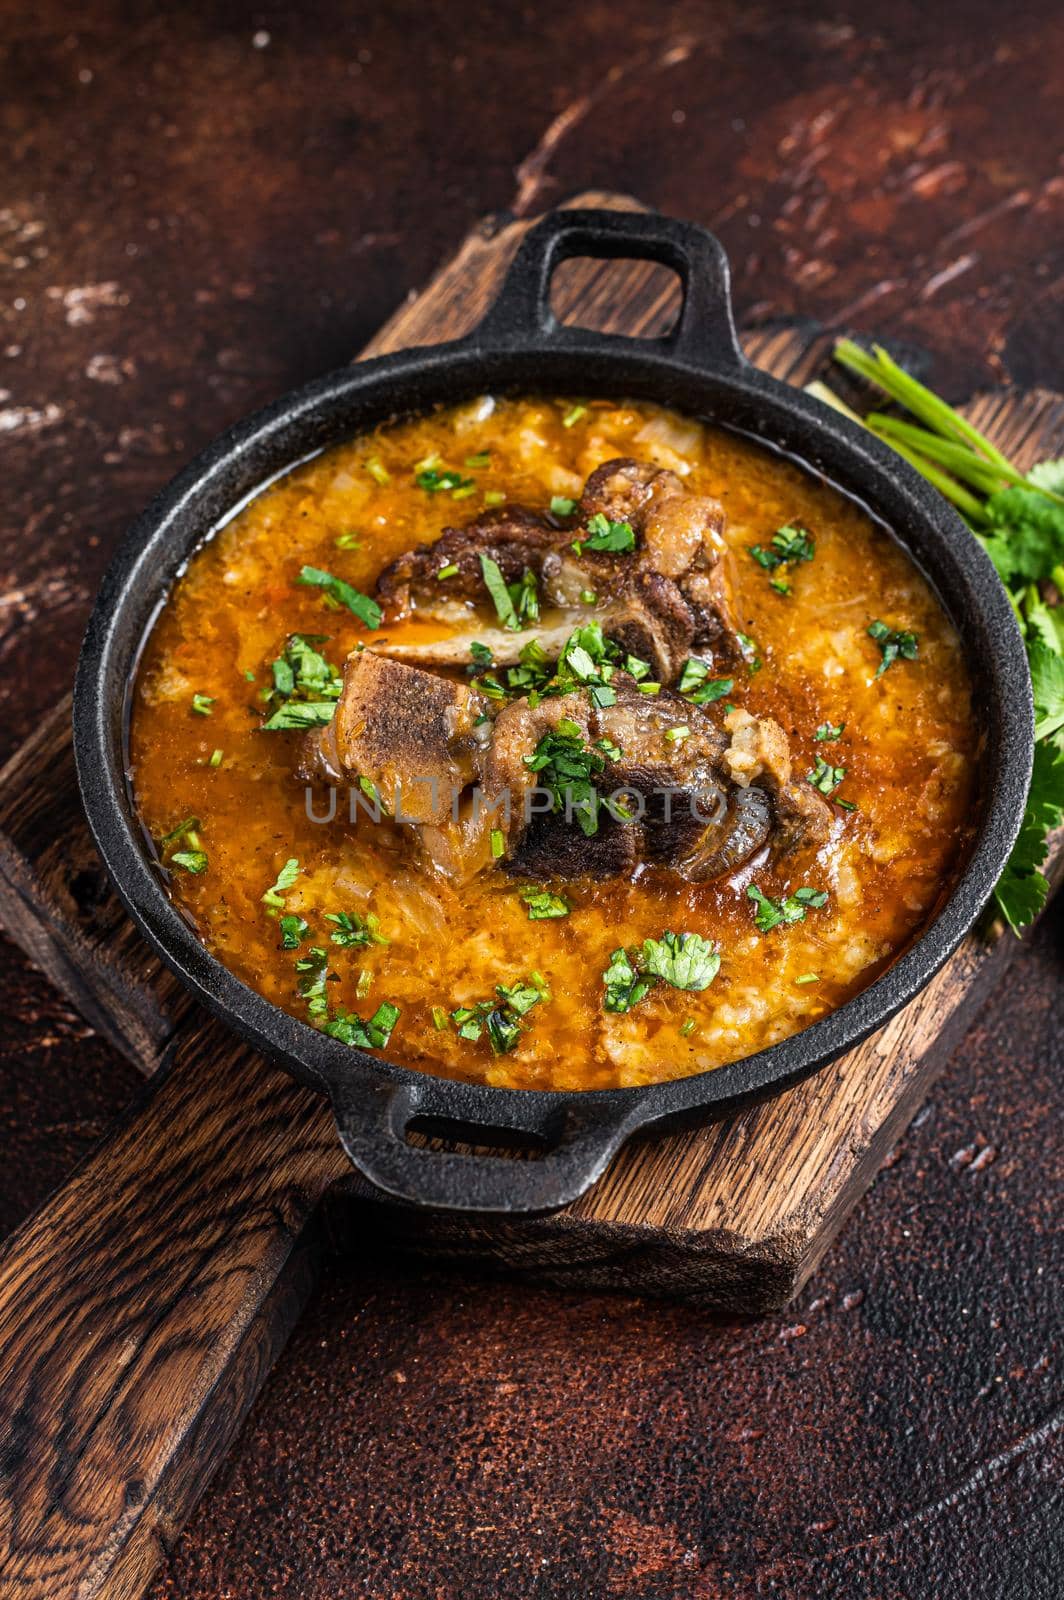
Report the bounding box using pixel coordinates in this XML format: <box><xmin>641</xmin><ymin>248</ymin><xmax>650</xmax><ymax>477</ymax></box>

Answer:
<box><xmin>373</xmin><ymin>458</ymin><xmax>743</xmax><ymax>680</ymax></box>
<box><xmin>376</xmin><ymin>506</ymin><xmax>556</xmax><ymax>616</ymax></box>
<box><xmin>482</xmin><ymin>676</ymin><xmax>832</xmax><ymax>883</ymax></box>
<box><xmin>298</xmin><ymin>650</ymin><xmax>488</xmax><ymax>825</ymax></box>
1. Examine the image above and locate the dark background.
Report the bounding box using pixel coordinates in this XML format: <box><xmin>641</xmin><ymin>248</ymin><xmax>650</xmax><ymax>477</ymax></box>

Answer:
<box><xmin>1</xmin><ymin>1</ymin><xmax>1062</xmax><ymax>1595</ymax></box>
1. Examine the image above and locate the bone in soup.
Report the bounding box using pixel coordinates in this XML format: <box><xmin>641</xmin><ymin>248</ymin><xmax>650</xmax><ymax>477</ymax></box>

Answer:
<box><xmin>130</xmin><ymin>396</ymin><xmax>978</xmax><ymax>1090</ymax></box>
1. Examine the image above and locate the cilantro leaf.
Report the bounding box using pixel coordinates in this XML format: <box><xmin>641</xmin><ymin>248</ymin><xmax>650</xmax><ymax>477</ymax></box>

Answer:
<box><xmin>326</xmin><ymin>910</ymin><xmax>389</xmax><ymax>948</ymax></box>
<box><xmin>262</xmin><ymin>857</ymin><xmax>299</xmax><ymax>907</ymax></box>
<box><xmin>279</xmin><ymin>913</ymin><xmax>310</xmax><ymax>949</ymax></box>
<box><xmin>748</xmin><ymin>883</ymin><xmax>828</xmax><ymax>933</ymax></box>
<box><xmin>582</xmin><ymin>513</ymin><xmax>637</xmax><ymax>553</ymax></box>
<box><xmin>171</xmin><ymin>849</ymin><xmax>208</xmax><ymax>874</ymax></box>
<box><xmin>1030</xmin><ymin>642</ymin><xmax>1064</xmax><ymax>741</ymax></box>
<box><xmin>519</xmin><ymin>887</ymin><xmax>571</xmax><ymax>920</ymax></box>
<box><xmin>323</xmin><ymin>1001</ymin><xmax>400</xmax><ymax>1049</ymax></box>
<box><xmin>867</xmin><ymin>619</ymin><xmax>919</xmax><ymax>676</ymax></box>
<box><xmin>992</xmin><ymin>739</ymin><xmax>1064</xmax><ymax>930</ymax></box>
<box><xmin>978</xmin><ymin>486</ymin><xmax>1064</xmax><ymax>583</ymax></box>
<box><xmin>602</xmin><ymin>947</ymin><xmax>656</xmax><ymax>1014</ymax></box>
<box><xmin>641</xmin><ymin>931</ymin><xmax>720</xmax><ymax>991</ymax></box>
<box><xmin>296</xmin><ymin>566</ymin><xmax>381</xmax><ymax>629</ymax></box>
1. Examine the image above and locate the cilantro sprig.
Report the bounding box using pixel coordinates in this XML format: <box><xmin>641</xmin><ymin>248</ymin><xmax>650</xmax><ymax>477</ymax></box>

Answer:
<box><xmin>826</xmin><ymin>340</ymin><xmax>1064</xmax><ymax>929</ymax></box>
<box><xmin>602</xmin><ymin>932</ymin><xmax>720</xmax><ymax>1014</ymax></box>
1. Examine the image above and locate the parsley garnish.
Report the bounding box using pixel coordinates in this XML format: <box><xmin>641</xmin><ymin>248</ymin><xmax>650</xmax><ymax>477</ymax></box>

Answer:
<box><xmin>326</xmin><ymin>910</ymin><xmax>388</xmax><ymax>948</ymax></box>
<box><xmin>171</xmin><ymin>849</ymin><xmax>208</xmax><ymax>874</ymax></box>
<box><xmin>807</xmin><ymin>757</ymin><xmax>846</xmax><ymax>796</ymax></box>
<box><xmin>452</xmin><ymin>979</ymin><xmax>544</xmax><ymax>1055</ymax></box>
<box><xmin>523</xmin><ymin>719</ymin><xmax>605</xmax><ymax>836</ymax></box>
<box><xmin>678</xmin><ymin>658</ymin><xmax>734</xmax><ymax>705</ymax></box>
<box><xmin>262</xmin><ymin>634</ymin><xmax>344</xmax><ymax>731</ymax></box>
<box><xmin>550</xmin><ymin>495</ymin><xmax>577</xmax><ymax>517</ymax></box>
<box><xmin>296</xmin><ymin>565</ymin><xmax>381</xmax><ymax>629</ymax></box>
<box><xmin>736</xmin><ymin>632</ymin><xmax>762</xmax><ymax>672</ymax></box>
<box><xmin>580</xmin><ymin>512</ymin><xmax>637</xmax><ymax>553</ymax></box>
<box><xmin>295</xmin><ymin>946</ymin><xmax>331</xmax><ymax>1020</ymax></box>
<box><xmin>279</xmin><ymin>913</ymin><xmax>310</xmax><ymax>949</ymax></box>
<box><xmin>747</xmin><ymin>883</ymin><xmax>828</xmax><ymax>932</ymax></box>
<box><xmin>262</xmin><ymin>857</ymin><xmax>300</xmax><ymax>908</ymax></box>
<box><xmin>415</xmin><ymin>464</ymin><xmax>475</xmax><ymax>496</ymax></box>
<box><xmin>603</xmin><ymin>932</ymin><xmax>720</xmax><ymax>1013</ymax></box>
<box><xmin>323</xmin><ymin>1002</ymin><xmax>400</xmax><ymax>1049</ymax></box>
<box><xmin>519</xmin><ymin>887</ymin><xmax>571</xmax><ymax>920</ymax></box>
<box><xmin>191</xmin><ymin>692</ymin><xmax>214</xmax><ymax>717</ymax></box>
<box><xmin>814</xmin><ymin>722</ymin><xmax>845</xmax><ymax>742</ymax></box>
<box><xmin>479</xmin><ymin>553</ymin><xmax>539</xmax><ymax>631</ymax></box>
<box><xmin>562</xmin><ymin>404</ymin><xmax>587</xmax><ymax>428</ymax></box>
<box><xmin>867</xmin><ymin>619</ymin><xmax>919</xmax><ymax>676</ymax></box>
<box><xmin>749</xmin><ymin>524</ymin><xmax>815</xmax><ymax>580</ymax></box>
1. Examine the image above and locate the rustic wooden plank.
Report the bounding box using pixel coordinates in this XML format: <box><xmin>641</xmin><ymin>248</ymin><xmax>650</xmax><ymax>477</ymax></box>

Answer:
<box><xmin>0</xmin><ymin>1020</ymin><xmax>343</xmax><ymax>1600</ymax></box>
<box><xmin>0</xmin><ymin>189</ymin><xmax>1060</xmax><ymax>1600</ymax></box>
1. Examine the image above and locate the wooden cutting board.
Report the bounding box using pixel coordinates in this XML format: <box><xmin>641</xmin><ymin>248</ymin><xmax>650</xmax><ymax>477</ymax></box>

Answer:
<box><xmin>0</xmin><ymin>191</ymin><xmax>1060</xmax><ymax>1600</ymax></box>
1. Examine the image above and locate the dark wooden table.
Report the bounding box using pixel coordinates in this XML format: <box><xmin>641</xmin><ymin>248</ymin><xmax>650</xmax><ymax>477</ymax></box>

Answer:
<box><xmin>2</xmin><ymin>2</ymin><xmax>1061</xmax><ymax>1595</ymax></box>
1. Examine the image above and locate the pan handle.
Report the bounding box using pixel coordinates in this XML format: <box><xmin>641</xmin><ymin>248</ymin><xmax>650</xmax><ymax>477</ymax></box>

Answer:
<box><xmin>327</xmin><ymin>1076</ymin><xmax>641</xmax><ymax>1215</ymax></box>
<box><xmin>473</xmin><ymin>207</ymin><xmax>746</xmax><ymax>369</ymax></box>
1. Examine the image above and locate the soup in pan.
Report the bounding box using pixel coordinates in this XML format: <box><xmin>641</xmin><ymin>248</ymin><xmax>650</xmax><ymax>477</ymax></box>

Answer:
<box><xmin>130</xmin><ymin>396</ymin><xmax>978</xmax><ymax>1090</ymax></box>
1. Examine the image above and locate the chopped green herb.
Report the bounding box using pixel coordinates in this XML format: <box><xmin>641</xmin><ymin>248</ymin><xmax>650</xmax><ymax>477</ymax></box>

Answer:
<box><xmin>523</xmin><ymin>719</ymin><xmax>606</xmax><ymax>837</ymax></box>
<box><xmin>490</xmin><ymin>828</ymin><xmax>506</xmax><ymax>859</ymax></box>
<box><xmin>602</xmin><ymin>947</ymin><xmax>655</xmax><ymax>1014</ymax></box>
<box><xmin>431</xmin><ymin>1005</ymin><xmax>449</xmax><ymax>1031</ymax></box>
<box><xmin>208</xmin><ymin>748</ymin><xmax>224</xmax><ymax>768</ymax></box>
<box><xmin>415</xmin><ymin>464</ymin><xmax>475</xmax><ymax>495</ymax></box>
<box><xmin>326</xmin><ymin>910</ymin><xmax>388</xmax><ymax>948</ymax></box>
<box><xmin>437</xmin><ymin>563</ymin><xmax>460</xmax><ymax>580</ymax></box>
<box><xmin>364</xmin><ymin>456</ymin><xmax>390</xmax><ymax>486</ymax></box>
<box><xmin>262</xmin><ymin>857</ymin><xmax>300</xmax><ymax>908</ymax></box>
<box><xmin>679</xmin><ymin>1018</ymin><xmax>696</xmax><ymax>1038</ymax></box>
<box><xmin>520</xmin><ymin>887</ymin><xmax>571</xmax><ymax>920</ymax></box>
<box><xmin>814</xmin><ymin>722</ymin><xmax>845</xmax><ymax>742</ymax></box>
<box><xmin>636</xmin><ymin>680</ymin><xmax>661</xmax><ymax>695</ymax></box>
<box><xmin>550</xmin><ymin>495</ymin><xmax>577</xmax><ymax>517</ymax></box>
<box><xmin>451</xmin><ymin>978</ymin><xmax>544</xmax><ymax>1055</ymax></box>
<box><xmin>678</xmin><ymin>657</ymin><xmax>734</xmax><ymax>705</ymax></box>
<box><xmin>749</xmin><ymin>524</ymin><xmax>815</xmax><ymax>579</ymax></box>
<box><xmin>562</xmin><ymin>404</ymin><xmax>587</xmax><ymax>428</ymax></box>
<box><xmin>795</xmin><ymin>973</ymin><xmax>820</xmax><ymax>985</ymax></box>
<box><xmin>294</xmin><ymin>945</ymin><xmax>330</xmax><ymax>1019</ymax></box>
<box><xmin>867</xmin><ymin>619</ymin><xmax>919</xmax><ymax>676</ymax></box>
<box><xmin>469</xmin><ymin>640</ymin><xmax>494</xmax><ymax>669</ymax></box>
<box><xmin>747</xmin><ymin>883</ymin><xmax>828</xmax><ymax>933</ymax></box>
<box><xmin>580</xmin><ymin>589</ymin><xmax>598</xmax><ymax>605</ymax></box>
<box><xmin>262</xmin><ymin>634</ymin><xmax>344</xmax><ymax>731</ymax></box>
<box><xmin>479</xmin><ymin>553</ymin><xmax>518</xmax><ymax>629</ymax></box>
<box><xmin>243</xmin><ymin>669</ymin><xmax>256</xmax><ymax>682</ymax></box>
<box><xmin>484</xmin><ymin>489</ymin><xmax>506</xmax><ymax>507</ymax></box>
<box><xmin>159</xmin><ymin>815</ymin><xmax>200</xmax><ymax>848</ymax></box>
<box><xmin>191</xmin><ymin>693</ymin><xmax>214</xmax><ymax>717</ymax></box>
<box><xmin>323</xmin><ymin>1001</ymin><xmax>400</xmax><ymax>1050</ymax></box>
<box><xmin>664</xmin><ymin>725</ymin><xmax>690</xmax><ymax>745</ymax></box>
<box><xmin>603</xmin><ymin>932</ymin><xmax>720</xmax><ymax>1012</ymax></box>
<box><xmin>296</xmin><ymin>566</ymin><xmax>381</xmax><ymax>629</ymax></box>
<box><xmin>582</xmin><ymin>512</ymin><xmax>637</xmax><ymax>553</ymax></box>
<box><xmin>807</xmin><ymin>757</ymin><xmax>846</xmax><ymax>796</ymax></box>
<box><xmin>171</xmin><ymin>849</ymin><xmax>208</xmax><ymax>875</ymax></box>
<box><xmin>737</xmin><ymin>632</ymin><xmax>762</xmax><ymax>672</ymax></box>
<box><xmin>464</xmin><ymin>452</ymin><xmax>491</xmax><ymax>468</ymax></box>
<box><xmin>279</xmin><ymin>913</ymin><xmax>310</xmax><ymax>949</ymax></box>
<box><xmin>334</xmin><ymin>531</ymin><xmax>360</xmax><ymax>550</ymax></box>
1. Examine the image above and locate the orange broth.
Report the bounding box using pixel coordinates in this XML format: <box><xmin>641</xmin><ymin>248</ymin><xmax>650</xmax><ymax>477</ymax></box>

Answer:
<box><xmin>130</xmin><ymin>396</ymin><xmax>978</xmax><ymax>1089</ymax></box>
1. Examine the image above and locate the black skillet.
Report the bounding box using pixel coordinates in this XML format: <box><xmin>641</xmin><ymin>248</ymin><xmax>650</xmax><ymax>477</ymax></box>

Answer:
<box><xmin>73</xmin><ymin>209</ymin><xmax>1032</xmax><ymax>1215</ymax></box>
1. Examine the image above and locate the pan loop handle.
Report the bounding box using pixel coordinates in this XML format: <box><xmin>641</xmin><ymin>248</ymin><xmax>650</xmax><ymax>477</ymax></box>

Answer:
<box><xmin>327</xmin><ymin>1076</ymin><xmax>639</xmax><ymax>1215</ymax></box>
<box><xmin>473</xmin><ymin>207</ymin><xmax>746</xmax><ymax>370</ymax></box>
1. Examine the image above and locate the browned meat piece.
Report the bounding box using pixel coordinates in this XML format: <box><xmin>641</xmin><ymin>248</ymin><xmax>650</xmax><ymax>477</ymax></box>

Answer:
<box><xmin>376</xmin><ymin>506</ymin><xmax>557</xmax><ymax>616</ymax></box>
<box><xmin>721</xmin><ymin>708</ymin><xmax>834</xmax><ymax>854</ymax></box>
<box><xmin>579</xmin><ymin>458</ymin><xmax>683</xmax><ymax>526</ymax></box>
<box><xmin>485</xmin><ymin>677</ymin><xmax>831</xmax><ymax>883</ymax></box>
<box><xmin>379</xmin><ymin>570</ymin><xmax>695</xmax><ymax>683</ymax></box>
<box><xmin>298</xmin><ymin>650</ymin><xmax>488</xmax><ymax>825</ymax></box>
<box><xmin>372</xmin><ymin>457</ymin><xmax>744</xmax><ymax>678</ymax></box>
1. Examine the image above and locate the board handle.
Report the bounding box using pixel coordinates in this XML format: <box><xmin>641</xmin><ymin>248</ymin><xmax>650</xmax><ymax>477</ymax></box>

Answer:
<box><xmin>473</xmin><ymin>207</ymin><xmax>746</xmax><ymax>369</ymax></box>
<box><xmin>328</xmin><ymin>1077</ymin><xmax>639</xmax><ymax>1215</ymax></box>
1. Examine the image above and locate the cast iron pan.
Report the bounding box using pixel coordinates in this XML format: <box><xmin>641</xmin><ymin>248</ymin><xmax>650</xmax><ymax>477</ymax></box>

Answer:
<box><xmin>74</xmin><ymin>209</ymin><xmax>1033</xmax><ymax>1215</ymax></box>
